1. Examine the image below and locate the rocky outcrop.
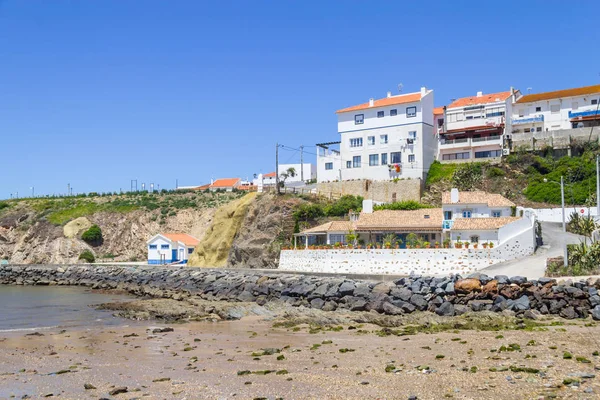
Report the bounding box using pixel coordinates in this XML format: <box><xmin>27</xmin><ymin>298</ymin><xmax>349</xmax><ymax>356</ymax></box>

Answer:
<box><xmin>2</xmin><ymin>265</ymin><xmax>600</xmax><ymax>319</ymax></box>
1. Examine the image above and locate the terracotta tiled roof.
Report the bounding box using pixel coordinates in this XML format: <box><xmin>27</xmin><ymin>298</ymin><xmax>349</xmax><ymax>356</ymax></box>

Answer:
<box><xmin>163</xmin><ymin>233</ymin><xmax>200</xmax><ymax>247</ymax></box>
<box><xmin>433</xmin><ymin>106</ymin><xmax>445</xmax><ymax>115</ymax></box>
<box><xmin>336</xmin><ymin>92</ymin><xmax>421</xmax><ymax>114</ymax></box>
<box><xmin>210</xmin><ymin>178</ymin><xmax>240</xmax><ymax>188</ymax></box>
<box><xmin>447</xmin><ymin>91</ymin><xmax>512</xmax><ymax>109</ymax></box>
<box><xmin>195</xmin><ymin>184</ymin><xmax>210</xmax><ymax>191</ymax></box>
<box><xmin>300</xmin><ymin>221</ymin><xmax>355</xmax><ymax>234</ymax></box>
<box><xmin>516</xmin><ymin>84</ymin><xmax>600</xmax><ymax>104</ymax></box>
<box><xmin>264</xmin><ymin>172</ymin><xmax>276</xmax><ymax>178</ymax></box>
<box><xmin>442</xmin><ymin>191</ymin><xmax>515</xmax><ymax>207</ymax></box>
<box><xmin>451</xmin><ymin>217</ymin><xmax>521</xmax><ymax>231</ymax></box>
<box><xmin>356</xmin><ymin>209</ymin><xmax>443</xmax><ymax>231</ymax></box>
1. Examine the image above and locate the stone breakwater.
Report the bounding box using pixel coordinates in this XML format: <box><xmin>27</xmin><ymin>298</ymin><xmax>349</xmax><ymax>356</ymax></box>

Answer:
<box><xmin>2</xmin><ymin>265</ymin><xmax>600</xmax><ymax>320</ymax></box>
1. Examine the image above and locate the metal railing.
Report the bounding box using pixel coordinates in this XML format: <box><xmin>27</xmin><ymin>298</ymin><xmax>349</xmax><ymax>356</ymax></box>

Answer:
<box><xmin>472</xmin><ymin>135</ymin><xmax>501</xmax><ymax>143</ymax></box>
<box><xmin>441</xmin><ymin>138</ymin><xmax>469</xmax><ymax>145</ymax></box>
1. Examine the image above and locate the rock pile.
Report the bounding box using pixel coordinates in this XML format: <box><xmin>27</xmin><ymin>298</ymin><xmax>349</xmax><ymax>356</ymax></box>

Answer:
<box><xmin>2</xmin><ymin>265</ymin><xmax>600</xmax><ymax>320</ymax></box>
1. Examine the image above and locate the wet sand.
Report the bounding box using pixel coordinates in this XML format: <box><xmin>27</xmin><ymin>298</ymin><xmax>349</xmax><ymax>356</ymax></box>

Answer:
<box><xmin>2</xmin><ymin>310</ymin><xmax>600</xmax><ymax>399</ymax></box>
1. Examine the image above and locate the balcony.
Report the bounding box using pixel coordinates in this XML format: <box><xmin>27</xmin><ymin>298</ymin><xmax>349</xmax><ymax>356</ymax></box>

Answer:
<box><xmin>442</xmin><ymin>220</ymin><xmax>454</xmax><ymax>230</ymax></box>
<box><xmin>511</xmin><ymin>115</ymin><xmax>544</xmax><ymax>125</ymax></box>
<box><xmin>439</xmin><ymin>135</ymin><xmax>502</xmax><ymax>149</ymax></box>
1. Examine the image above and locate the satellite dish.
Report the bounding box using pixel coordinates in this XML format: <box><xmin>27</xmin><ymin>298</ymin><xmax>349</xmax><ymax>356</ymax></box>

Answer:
<box><xmin>527</xmin><ymin>87</ymin><xmax>532</xmax><ymax>94</ymax></box>
<box><xmin>397</xmin><ymin>83</ymin><xmax>403</xmax><ymax>93</ymax></box>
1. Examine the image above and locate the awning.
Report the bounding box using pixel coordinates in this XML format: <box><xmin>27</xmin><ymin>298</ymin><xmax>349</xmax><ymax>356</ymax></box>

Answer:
<box><xmin>443</xmin><ymin>124</ymin><xmax>503</xmax><ymax>135</ymax></box>
<box><xmin>570</xmin><ymin>115</ymin><xmax>600</xmax><ymax>122</ymax></box>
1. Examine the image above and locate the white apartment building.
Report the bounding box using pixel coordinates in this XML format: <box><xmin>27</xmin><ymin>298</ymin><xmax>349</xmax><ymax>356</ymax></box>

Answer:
<box><xmin>317</xmin><ymin>87</ymin><xmax>437</xmax><ymax>182</ymax></box>
<box><xmin>511</xmin><ymin>84</ymin><xmax>600</xmax><ymax>134</ymax></box>
<box><xmin>438</xmin><ymin>89</ymin><xmax>519</xmax><ymax>163</ymax></box>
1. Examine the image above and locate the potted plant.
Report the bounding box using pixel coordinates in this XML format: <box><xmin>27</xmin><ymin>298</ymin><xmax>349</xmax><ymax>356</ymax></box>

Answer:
<box><xmin>346</xmin><ymin>232</ymin><xmax>357</xmax><ymax>248</ymax></box>
<box><xmin>464</xmin><ymin>242</ymin><xmax>470</xmax><ymax>249</ymax></box>
<box><xmin>443</xmin><ymin>239</ymin><xmax>451</xmax><ymax>249</ymax></box>
<box><xmin>376</xmin><ymin>243</ymin><xmax>382</xmax><ymax>249</ymax></box>
<box><xmin>435</xmin><ymin>241</ymin><xmax>440</xmax><ymax>249</ymax></box>
<box><xmin>489</xmin><ymin>242</ymin><xmax>495</xmax><ymax>249</ymax></box>
<box><xmin>473</xmin><ymin>243</ymin><xmax>478</xmax><ymax>249</ymax></box>
<box><xmin>382</xmin><ymin>233</ymin><xmax>397</xmax><ymax>250</ymax></box>
<box><xmin>367</xmin><ymin>242</ymin><xmax>373</xmax><ymax>250</ymax></box>
<box><xmin>406</xmin><ymin>233</ymin><xmax>418</xmax><ymax>249</ymax></box>
<box><xmin>424</xmin><ymin>241</ymin><xmax>431</xmax><ymax>249</ymax></box>
<box><xmin>384</xmin><ymin>241</ymin><xmax>391</xmax><ymax>249</ymax></box>
<box><xmin>482</xmin><ymin>242</ymin><xmax>488</xmax><ymax>249</ymax></box>
<box><xmin>455</xmin><ymin>240</ymin><xmax>463</xmax><ymax>249</ymax></box>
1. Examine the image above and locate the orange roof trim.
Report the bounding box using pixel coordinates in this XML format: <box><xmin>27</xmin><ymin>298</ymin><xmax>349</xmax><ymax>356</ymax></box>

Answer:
<box><xmin>336</xmin><ymin>92</ymin><xmax>421</xmax><ymax>114</ymax></box>
<box><xmin>516</xmin><ymin>84</ymin><xmax>600</xmax><ymax>104</ymax></box>
<box><xmin>163</xmin><ymin>233</ymin><xmax>200</xmax><ymax>247</ymax></box>
<box><xmin>448</xmin><ymin>91</ymin><xmax>512</xmax><ymax>109</ymax></box>
<box><xmin>433</xmin><ymin>106</ymin><xmax>445</xmax><ymax>115</ymax></box>
<box><xmin>264</xmin><ymin>172</ymin><xmax>276</xmax><ymax>178</ymax></box>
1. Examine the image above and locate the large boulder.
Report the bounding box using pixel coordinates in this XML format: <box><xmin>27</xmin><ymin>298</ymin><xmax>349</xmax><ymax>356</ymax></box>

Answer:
<box><xmin>390</xmin><ymin>286</ymin><xmax>412</xmax><ymax>301</ymax></box>
<box><xmin>454</xmin><ymin>278</ymin><xmax>482</xmax><ymax>294</ymax></box>
<box><xmin>591</xmin><ymin>305</ymin><xmax>600</xmax><ymax>321</ymax></box>
<box><xmin>63</xmin><ymin>217</ymin><xmax>92</xmax><ymax>239</ymax></box>
<box><xmin>435</xmin><ymin>302</ymin><xmax>454</xmax><ymax>316</ymax></box>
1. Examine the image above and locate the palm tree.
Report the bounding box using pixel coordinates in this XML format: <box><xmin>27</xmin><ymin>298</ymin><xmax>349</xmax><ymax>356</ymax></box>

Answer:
<box><xmin>278</xmin><ymin>167</ymin><xmax>297</xmax><ymax>190</ymax></box>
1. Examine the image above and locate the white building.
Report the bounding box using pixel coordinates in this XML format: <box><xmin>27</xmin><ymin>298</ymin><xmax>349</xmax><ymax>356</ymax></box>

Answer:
<box><xmin>511</xmin><ymin>84</ymin><xmax>600</xmax><ymax>134</ymax></box>
<box><xmin>317</xmin><ymin>87</ymin><xmax>437</xmax><ymax>183</ymax></box>
<box><xmin>147</xmin><ymin>233</ymin><xmax>200</xmax><ymax>265</ymax></box>
<box><xmin>253</xmin><ymin>164</ymin><xmax>317</xmax><ymax>187</ymax></box>
<box><xmin>438</xmin><ymin>89</ymin><xmax>519</xmax><ymax>163</ymax></box>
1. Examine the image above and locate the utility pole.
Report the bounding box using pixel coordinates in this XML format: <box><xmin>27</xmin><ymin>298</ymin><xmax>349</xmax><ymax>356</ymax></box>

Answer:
<box><xmin>67</xmin><ymin>183</ymin><xmax>70</xmax><ymax>197</ymax></box>
<box><xmin>300</xmin><ymin>145</ymin><xmax>304</xmax><ymax>182</ymax></box>
<box><xmin>31</xmin><ymin>187</ymin><xmax>34</xmax><ymax>198</ymax></box>
<box><xmin>276</xmin><ymin>143</ymin><xmax>280</xmax><ymax>194</ymax></box>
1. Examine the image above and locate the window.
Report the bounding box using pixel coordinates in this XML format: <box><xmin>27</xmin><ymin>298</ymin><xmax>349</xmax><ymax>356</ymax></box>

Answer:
<box><xmin>350</xmin><ymin>138</ymin><xmax>363</xmax><ymax>147</ymax></box>
<box><xmin>442</xmin><ymin>152</ymin><xmax>470</xmax><ymax>160</ymax></box>
<box><xmin>474</xmin><ymin>150</ymin><xmax>502</xmax><ymax>158</ymax></box>
<box><xmin>377</xmin><ymin>111</ymin><xmax>384</xmax><ymax>118</ymax></box>
<box><xmin>462</xmin><ymin>210</ymin><xmax>472</xmax><ymax>218</ymax></box>
<box><xmin>444</xmin><ymin>211</ymin><xmax>452</xmax><ymax>220</ymax></box>
<box><xmin>572</xmin><ymin>102</ymin><xmax>579</xmax><ymax>110</ymax></box>
<box><xmin>492</xmin><ymin>210</ymin><xmax>502</xmax><ymax>217</ymax></box>
<box><xmin>369</xmin><ymin>154</ymin><xmax>379</xmax><ymax>166</ymax></box>
<box><xmin>390</xmin><ymin>152</ymin><xmax>401</xmax><ymax>164</ymax></box>
<box><xmin>352</xmin><ymin>156</ymin><xmax>361</xmax><ymax>168</ymax></box>
<box><xmin>535</xmin><ymin>106</ymin><xmax>542</xmax><ymax>112</ymax></box>
<box><xmin>523</xmin><ymin>128</ymin><xmax>532</xmax><ymax>133</ymax></box>
<box><xmin>380</xmin><ymin>134</ymin><xmax>388</xmax><ymax>144</ymax></box>
<box><xmin>408</xmin><ymin>154</ymin><xmax>415</xmax><ymax>163</ymax></box>
<box><xmin>354</xmin><ymin>114</ymin><xmax>364</xmax><ymax>125</ymax></box>
<box><xmin>381</xmin><ymin>153</ymin><xmax>388</xmax><ymax>165</ymax></box>
<box><xmin>390</xmin><ymin>109</ymin><xmax>397</xmax><ymax>116</ymax></box>
<box><xmin>518</xmin><ymin>109</ymin><xmax>525</xmax><ymax>117</ymax></box>
<box><xmin>536</xmin><ymin>127</ymin><xmax>542</xmax><ymax>132</ymax></box>
<box><xmin>593</xmin><ymin>99</ymin><xmax>598</xmax><ymax>105</ymax></box>
<box><xmin>188</xmin><ymin>248</ymin><xmax>194</xmax><ymax>254</ymax></box>
<box><xmin>161</xmin><ymin>244</ymin><xmax>169</xmax><ymax>249</ymax></box>
<box><xmin>408</xmin><ymin>131</ymin><xmax>417</xmax><ymax>139</ymax></box>
<box><xmin>367</xmin><ymin>136</ymin><xmax>375</xmax><ymax>145</ymax></box>
<box><xmin>329</xmin><ymin>234</ymin><xmax>346</xmax><ymax>245</ymax></box>
<box><xmin>406</xmin><ymin>106</ymin><xmax>417</xmax><ymax>117</ymax></box>
<box><xmin>325</xmin><ymin>162</ymin><xmax>333</xmax><ymax>170</ymax></box>
<box><xmin>466</xmin><ymin>115</ymin><xmax>473</xmax><ymax>120</ymax></box>
<box><xmin>149</xmin><ymin>244</ymin><xmax>157</xmax><ymax>250</ymax></box>
<box><xmin>470</xmin><ymin>236</ymin><xmax>479</xmax><ymax>243</ymax></box>
<box><xmin>550</xmin><ymin>104</ymin><xmax>560</xmax><ymax>114</ymax></box>
<box><xmin>346</xmin><ymin>160</ymin><xmax>352</xmax><ymax>169</ymax></box>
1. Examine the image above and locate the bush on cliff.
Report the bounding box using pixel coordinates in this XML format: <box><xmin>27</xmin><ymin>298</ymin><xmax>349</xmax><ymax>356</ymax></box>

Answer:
<box><xmin>374</xmin><ymin>200</ymin><xmax>431</xmax><ymax>211</ymax></box>
<box><xmin>78</xmin><ymin>250</ymin><xmax>95</xmax><ymax>263</ymax></box>
<box><xmin>82</xmin><ymin>224</ymin><xmax>103</xmax><ymax>245</ymax></box>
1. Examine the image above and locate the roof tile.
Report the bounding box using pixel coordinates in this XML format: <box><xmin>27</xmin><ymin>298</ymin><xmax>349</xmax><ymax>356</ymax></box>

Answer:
<box><xmin>451</xmin><ymin>217</ymin><xmax>521</xmax><ymax>231</ymax></box>
<box><xmin>210</xmin><ymin>178</ymin><xmax>241</xmax><ymax>188</ymax></box>
<box><xmin>442</xmin><ymin>191</ymin><xmax>515</xmax><ymax>207</ymax></box>
<box><xmin>516</xmin><ymin>84</ymin><xmax>600</xmax><ymax>104</ymax></box>
<box><xmin>336</xmin><ymin>93</ymin><xmax>421</xmax><ymax>114</ymax></box>
<box><xmin>356</xmin><ymin>209</ymin><xmax>443</xmax><ymax>231</ymax></box>
<box><xmin>162</xmin><ymin>233</ymin><xmax>200</xmax><ymax>247</ymax></box>
<box><xmin>447</xmin><ymin>91</ymin><xmax>512</xmax><ymax>109</ymax></box>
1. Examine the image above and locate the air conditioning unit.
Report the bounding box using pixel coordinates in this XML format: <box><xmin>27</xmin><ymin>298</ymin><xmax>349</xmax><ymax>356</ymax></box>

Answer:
<box><xmin>502</xmin><ymin>148</ymin><xmax>510</xmax><ymax>156</ymax></box>
<box><xmin>406</xmin><ymin>138</ymin><xmax>414</xmax><ymax>145</ymax></box>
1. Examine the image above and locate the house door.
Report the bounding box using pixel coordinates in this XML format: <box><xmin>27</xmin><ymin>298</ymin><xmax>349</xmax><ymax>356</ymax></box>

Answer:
<box><xmin>172</xmin><ymin>249</ymin><xmax>178</xmax><ymax>261</ymax></box>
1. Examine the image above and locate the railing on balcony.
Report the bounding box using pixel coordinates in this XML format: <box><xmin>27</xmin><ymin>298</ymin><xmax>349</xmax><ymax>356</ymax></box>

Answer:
<box><xmin>442</xmin><ymin>220</ymin><xmax>454</xmax><ymax>229</ymax></box>
<box><xmin>441</xmin><ymin>137</ymin><xmax>469</xmax><ymax>145</ymax></box>
<box><xmin>472</xmin><ymin>135</ymin><xmax>501</xmax><ymax>143</ymax></box>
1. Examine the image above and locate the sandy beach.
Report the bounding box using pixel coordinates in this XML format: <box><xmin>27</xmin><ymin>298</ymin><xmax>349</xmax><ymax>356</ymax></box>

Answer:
<box><xmin>2</xmin><ymin>301</ymin><xmax>600</xmax><ymax>400</ymax></box>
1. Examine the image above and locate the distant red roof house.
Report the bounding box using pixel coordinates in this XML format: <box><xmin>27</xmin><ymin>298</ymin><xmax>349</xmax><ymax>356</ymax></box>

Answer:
<box><xmin>162</xmin><ymin>233</ymin><xmax>200</xmax><ymax>247</ymax></box>
<box><xmin>210</xmin><ymin>178</ymin><xmax>241</xmax><ymax>188</ymax></box>
<box><xmin>194</xmin><ymin>183</ymin><xmax>211</xmax><ymax>191</ymax></box>
<box><xmin>264</xmin><ymin>172</ymin><xmax>277</xmax><ymax>178</ymax></box>
<box><xmin>516</xmin><ymin>84</ymin><xmax>600</xmax><ymax>103</ymax></box>
<box><xmin>336</xmin><ymin>92</ymin><xmax>422</xmax><ymax>114</ymax></box>
<box><xmin>447</xmin><ymin>91</ymin><xmax>512</xmax><ymax>109</ymax></box>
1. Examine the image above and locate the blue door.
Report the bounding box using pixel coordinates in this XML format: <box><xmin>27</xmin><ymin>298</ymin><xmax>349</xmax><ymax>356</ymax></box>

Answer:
<box><xmin>171</xmin><ymin>249</ymin><xmax>178</xmax><ymax>261</ymax></box>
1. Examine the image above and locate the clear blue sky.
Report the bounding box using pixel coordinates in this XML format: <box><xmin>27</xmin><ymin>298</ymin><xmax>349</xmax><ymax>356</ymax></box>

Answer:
<box><xmin>1</xmin><ymin>1</ymin><xmax>599</xmax><ymax>199</ymax></box>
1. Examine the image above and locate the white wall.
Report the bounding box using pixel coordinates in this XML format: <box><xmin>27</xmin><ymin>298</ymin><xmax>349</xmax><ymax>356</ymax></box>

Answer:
<box><xmin>147</xmin><ymin>236</ymin><xmax>191</xmax><ymax>264</ymax></box>
<box><xmin>445</xmin><ymin>97</ymin><xmax>509</xmax><ymax>132</ymax></box>
<box><xmin>317</xmin><ymin>148</ymin><xmax>342</xmax><ymax>183</ymax></box>
<box><xmin>335</xmin><ymin>88</ymin><xmax>436</xmax><ymax>181</ymax></box>
<box><xmin>443</xmin><ymin>204</ymin><xmax>512</xmax><ymax>219</ymax></box>
<box><xmin>278</xmin><ymin>163</ymin><xmax>316</xmax><ymax>183</ymax></box>
<box><xmin>511</xmin><ymin>92</ymin><xmax>600</xmax><ymax>132</ymax></box>
<box><xmin>533</xmin><ymin>207</ymin><xmax>599</xmax><ymax>223</ymax></box>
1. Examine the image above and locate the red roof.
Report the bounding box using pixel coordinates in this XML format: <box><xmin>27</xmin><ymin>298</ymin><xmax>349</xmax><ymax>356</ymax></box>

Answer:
<box><xmin>194</xmin><ymin>184</ymin><xmax>210</xmax><ymax>191</ymax></box>
<box><xmin>210</xmin><ymin>178</ymin><xmax>240</xmax><ymax>188</ymax></box>
<box><xmin>336</xmin><ymin>92</ymin><xmax>422</xmax><ymax>114</ymax></box>
<box><xmin>447</xmin><ymin>91</ymin><xmax>512</xmax><ymax>109</ymax></box>
<box><xmin>433</xmin><ymin>106</ymin><xmax>444</xmax><ymax>115</ymax></box>
<box><xmin>264</xmin><ymin>172</ymin><xmax>276</xmax><ymax>178</ymax></box>
<box><xmin>162</xmin><ymin>233</ymin><xmax>200</xmax><ymax>247</ymax></box>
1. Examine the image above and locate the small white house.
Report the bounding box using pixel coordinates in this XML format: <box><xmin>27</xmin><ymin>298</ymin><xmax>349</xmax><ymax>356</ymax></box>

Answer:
<box><xmin>147</xmin><ymin>233</ymin><xmax>200</xmax><ymax>265</ymax></box>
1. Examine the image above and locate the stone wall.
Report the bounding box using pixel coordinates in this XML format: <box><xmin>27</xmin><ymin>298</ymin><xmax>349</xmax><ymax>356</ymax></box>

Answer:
<box><xmin>511</xmin><ymin>127</ymin><xmax>600</xmax><ymax>151</ymax></box>
<box><xmin>2</xmin><ymin>264</ymin><xmax>600</xmax><ymax>319</ymax></box>
<box><xmin>317</xmin><ymin>179</ymin><xmax>422</xmax><ymax>203</ymax></box>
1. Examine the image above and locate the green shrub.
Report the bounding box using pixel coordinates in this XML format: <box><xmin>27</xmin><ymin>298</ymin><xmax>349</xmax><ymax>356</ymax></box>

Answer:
<box><xmin>373</xmin><ymin>200</ymin><xmax>431</xmax><ymax>211</ymax></box>
<box><xmin>293</xmin><ymin>203</ymin><xmax>325</xmax><ymax>221</ymax></box>
<box><xmin>0</xmin><ymin>202</ymin><xmax>9</xmax><ymax>211</ymax></box>
<box><xmin>425</xmin><ymin>161</ymin><xmax>456</xmax><ymax>186</ymax></box>
<box><xmin>452</xmin><ymin>163</ymin><xmax>483</xmax><ymax>190</ymax></box>
<box><xmin>323</xmin><ymin>195</ymin><xmax>363</xmax><ymax>217</ymax></box>
<box><xmin>78</xmin><ymin>250</ymin><xmax>95</xmax><ymax>263</ymax></box>
<box><xmin>81</xmin><ymin>224</ymin><xmax>103</xmax><ymax>245</ymax></box>
<box><xmin>486</xmin><ymin>166</ymin><xmax>505</xmax><ymax>178</ymax></box>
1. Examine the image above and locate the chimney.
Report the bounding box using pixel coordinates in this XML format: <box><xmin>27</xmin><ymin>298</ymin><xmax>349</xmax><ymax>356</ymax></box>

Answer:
<box><xmin>477</xmin><ymin>91</ymin><xmax>483</xmax><ymax>97</ymax></box>
<box><xmin>510</xmin><ymin>86</ymin><xmax>516</xmax><ymax>103</ymax></box>
<box><xmin>450</xmin><ymin>188</ymin><xmax>459</xmax><ymax>204</ymax></box>
<box><xmin>420</xmin><ymin>87</ymin><xmax>427</xmax><ymax>97</ymax></box>
<box><xmin>387</xmin><ymin>91</ymin><xmax>392</xmax><ymax>98</ymax></box>
<box><xmin>362</xmin><ymin>199</ymin><xmax>373</xmax><ymax>214</ymax></box>
<box><xmin>211</xmin><ymin>178</ymin><xmax>214</xmax><ymax>185</ymax></box>
<box><xmin>369</xmin><ymin>98</ymin><xmax>374</xmax><ymax>107</ymax></box>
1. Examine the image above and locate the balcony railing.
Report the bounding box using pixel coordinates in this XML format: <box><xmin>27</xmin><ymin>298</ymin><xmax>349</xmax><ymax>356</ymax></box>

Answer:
<box><xmin>441</xmin><ymin>138</ymin><xmax>469</xmax><ymax>145</ymax></box>
<box><xmin>442</xmin><ymin>220</ymin><xmax>454</xmax><ymax>229</ymax></box>
<box><xmin>440</xmin><ymin>135</ymin><xmax>502</xmax><ymax>148</ymax></box>
<box><xmin>472</xmin><ymin>135</ymin><xmax>501</xmax><ymax>143</ymax></box>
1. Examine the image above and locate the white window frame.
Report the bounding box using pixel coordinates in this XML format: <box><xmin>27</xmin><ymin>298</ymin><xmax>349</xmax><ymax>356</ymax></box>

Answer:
<box><xmin>406</xmin><ymin>106</ymin><xmax>417</xmax><ymax>118</ymax></box>
<box><xmin>381</xmin><ymin>153</ymin><xmax>388</xmax><ymax>165</ymax></box>
<box><xmin>367</xmin><ymin>136</ymin><xmax>375</xmax><ymax>146</ymax></box>
<box><xmin>380</xmin><ymin>134</ymin><xmax>388</xmax><ymax>144</ymax></box>
<box><xmin>325</xmin><ymin>162</ymin><xmax>333</xmax><ymax>170</ymax></box>
<box><xmin>369</xmin><ymin>154</ymin><xmax>379</xmax><ymax>166</ymax></box>
<box><xmin>492</xmin><ymin>210</ymin><xmax>501</xmax><ymax>217</ymax></box>
<box><xmin>377</xmin><ymin>111</ymin><xmax>384</xmax><ymax>118</ymax></box>
<box><xmin>349</xmin><ymin>138</ymin><xmax>363</xmax><ymax>148</ymax></box>
<box><xmin>354</xmin><ymin>114</ymin><xmax>364</xmax><ymax>125</ymax></box>
<box><xmin>390</xmin><ymin>152</ymin><xmax>401</xmax><ymax>164</ymax></box>
<box><xmin>462</xmin><ymin>210</ymin><xmax>472</xmax><ymax>218</ymax></box>
<box><xmin>408</xmin><ymin>154</ymin><xmax>415</xmax><ymax>163</ymax></box>
<box><xmin>352</xmin><ymin>156</ymin><xmax>361</xmax><ymax>168</ymax></box>
<box><xmin>346</xmin><ymin>160</ymin><xmax>352</xmax><ymax>169</ymax></box>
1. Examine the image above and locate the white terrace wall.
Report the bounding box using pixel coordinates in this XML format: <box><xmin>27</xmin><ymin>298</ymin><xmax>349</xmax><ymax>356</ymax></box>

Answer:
<box><xmin>317</xmin><ymin>179</ymin><xmax>421</xmax><ymax>203</ymax></box>
<box><xmin>533</xmin><ymin>207</ymin><xmax>599</xmax><ymax>223</ymax></box>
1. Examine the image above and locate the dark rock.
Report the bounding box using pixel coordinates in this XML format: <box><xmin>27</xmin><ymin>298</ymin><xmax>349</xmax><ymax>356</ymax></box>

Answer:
<box><xmin>410</xmin><ymin>294</ymin><xmax>428</xmax><ymax>311</ymax></box>
<box><xmin>152</xmin><ymin>327</ymin><xmax>174</xmax><ymax>333</ymax></box>
<box><xmin>512</xmin><ymin>295</ymin><xmax>530</xmax><ymax>311</ymax></box>
<box><xmin>353</xmin><ymin>284</ymin><xmax>371</xmax><ymax>298</ymax></box>
<box><xmin>523</xmin><ymin>309</ymin><xmax>541</xmax><ymax>320</ymax></box>
<box><xmin>435</xmin><ymin>302</ymin><xmax>454</xmax><ymax>316</ymax></box>
<box><xmin>390</xmin><ymin>287</ymin><xmax>412</xmax><ymax>301</ymax></box>
<box><xmin>382</xmin><ymin>302</ymin><xmax>404</xmax><ymax>315</ymax></box>
<box><xmin>539</xmin><ymin>304</ymin><xmax>549</xmax><ymax>314</ymax></box>
<box><xmin>470</xmin><ymin>300</ymin><xmax>492</xmax><ymax>312</ymax></box>
<box><xmin>444</xmin><ymin>282</ymin><xmax>455</xmax><ymax>294</ymax></box>
<box><xmin>83</xmin><ymin>383</ymin><xmax>96</xmax><ymax>390</ymax></box>
<box><xmin>591</xmin><ymin>305</ymin><xmax>600</xmax><ymax>321</ymax></box>
<box><xmin>108</xmin><ymin>387</ymin><xmax>128</xmax><ymax>396</ymax></box>
<box><xmin>338</xmin><ymin>282</ymin><xmax>356</xmax><ymax>296</ymax></box>
<box><xmin>560</xmin><ymin>306</ymin><xmax>577</xmax><ymax>319</ymax></box>
<box><xmin>348</xmin><ymin>297</ymin><xmax>367</xmax><ymax>311</ymax></box>
<box><xmin>509</xmin><ymin>276</ymin><xmax>527</xmax><ymax>285</ymax></box>
<box><xmin>454</xmin><ymin>304</ymin><xmax>469</xmax><ymax>315</ymax></box>
<box><xmin>430</xmin><ymin>296</ymin><xmax>444</xmax><ymax>307</ymax></box>
<box><xmin>494</xmin><ymin>275</ymin><xmax>509</xmax><ymax>285</ymax></box>
<box><xmin>322</xmin><ymin>301</ymin><xmax>337</xmax><ymax>312</ymax></box>
<box><xmin>237</xmin><ymin>291</ymin><xmax>256</xmax><ymax>302</ymax></box>
<box><xmin>537</xmin><ymin>277</ymin><xmax>555</xmax><ymax>285</ymax></box>
<box><xmin>310</xmin><ymin>298</ymin><xmax>325</xmax><ymax>310</ymax></box>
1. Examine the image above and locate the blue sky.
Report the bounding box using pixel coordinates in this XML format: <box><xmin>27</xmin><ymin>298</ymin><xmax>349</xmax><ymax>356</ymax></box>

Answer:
<box><xmin>1</xmin><ymin>1</ymin><xmax>599</xmax><ymax>199</ymax></box>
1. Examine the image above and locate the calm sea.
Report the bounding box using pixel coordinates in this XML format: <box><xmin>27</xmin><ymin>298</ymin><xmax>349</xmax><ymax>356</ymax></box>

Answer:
<box><xmin>0</xmin><ymin>285</ymin><xmax>135</xmax><ymax>332</ymax></box>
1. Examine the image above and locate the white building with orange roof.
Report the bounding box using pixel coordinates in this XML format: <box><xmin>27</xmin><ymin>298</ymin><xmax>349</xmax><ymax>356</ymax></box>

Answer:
<box><xmin>438</xmin><ymin>89</ymin><xmax>520</xmax><ymax>163</ymax></box>
<box><xmin>511</xmin><ymin>84</ymin><xmax>600</xmax><ymax>134</ymax></box>
<box><xmin>318</xmin><ymin>87</ymin><xmax>437</xmax><ymax>183</ymax></box>
<box><xmin>146</xmin><ymin>233</ymin><xmax>200</xmax><ymax>265</ymax></box>
<box><xmin>208</xmin><ymin>178</ymin><xmax>241</xmax><ymax>192</ymax></box>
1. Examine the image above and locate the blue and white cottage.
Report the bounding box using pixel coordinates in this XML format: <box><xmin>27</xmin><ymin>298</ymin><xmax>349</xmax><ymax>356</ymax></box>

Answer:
<box><xmin>146</xmin><ymin>233</ymin><xmax>199</xmax><ymax>265</ymax></box>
